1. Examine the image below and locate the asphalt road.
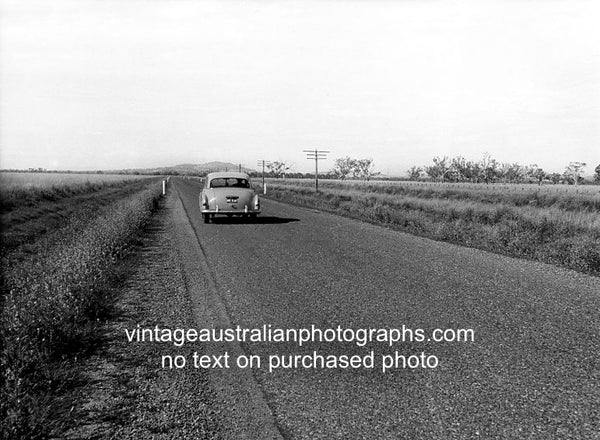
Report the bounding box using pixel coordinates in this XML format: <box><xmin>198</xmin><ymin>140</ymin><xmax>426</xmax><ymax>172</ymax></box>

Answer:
<box><xmin>174</xmin><ymin>178</ymin><xmax>600</xmax><ymax>439</ymax></box>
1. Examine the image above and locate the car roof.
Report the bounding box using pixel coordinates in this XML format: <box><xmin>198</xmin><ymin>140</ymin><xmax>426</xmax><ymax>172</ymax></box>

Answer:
<box><xmin>206</xmin><ymin>172</ymin><xmax>250</xmax><ymax>182</ymax></box>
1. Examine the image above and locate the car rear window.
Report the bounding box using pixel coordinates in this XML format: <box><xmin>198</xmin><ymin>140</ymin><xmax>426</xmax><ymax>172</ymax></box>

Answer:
<box><xmin>209</xmin><ymin>178</ymin><xmax>249</xmax><ymax>188</ymax></box>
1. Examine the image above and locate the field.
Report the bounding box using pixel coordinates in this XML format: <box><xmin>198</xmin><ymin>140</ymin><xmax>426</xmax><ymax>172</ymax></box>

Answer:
<box><xmin>260</xmin><ymin>178</ymin><xmax>600</xmax><ymax>275</ymax></box>
<box><xmin>0</xmin><ymin>172</ymin><xmax>164</xmax><ymax>439</ymax></box>
<box><xmin>268</xmin><ymin>177</ymin><xmax>600</xmax><ymax>196</ymax></box>
<box><xmin>0</xmin><ymin>171</ymin><xmax>153</xmax><ymax>187</ymax></box>
<box><xmin>0</xmin><ymin>172</ymin><xmax>155</xmax><ymax>210</ymax></box>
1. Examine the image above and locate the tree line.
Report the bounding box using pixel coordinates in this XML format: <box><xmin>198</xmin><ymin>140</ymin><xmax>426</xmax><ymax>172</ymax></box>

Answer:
<box><xmin>408</xmin><ymin>154</ymin><xmax>599</xmax><ymax>185</ymax></box>
<box><xmin>254</xmin><ymin>154</ymin><xmax>599</xmax><ymax>185</ymax></box>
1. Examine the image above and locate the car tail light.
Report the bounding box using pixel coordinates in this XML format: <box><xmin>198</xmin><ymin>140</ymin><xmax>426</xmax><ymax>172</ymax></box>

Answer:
<box><xmin>254</xmin><ymin>195</ymin><xmax>260</xmax><ymax>210</ymax></box>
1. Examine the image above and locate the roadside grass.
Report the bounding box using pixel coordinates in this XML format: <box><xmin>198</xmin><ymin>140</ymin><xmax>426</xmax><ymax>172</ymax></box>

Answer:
<box><xmin>270</xmin><ymin>179</ymin><xmax>600</xmax><ymax>211</ymax></box>
<box><xmin>0</xmin><ymin>179</ymin><xmax>163</xmax><ymax>439</ymax></box>
<box><xmin>55</xmin><ymin>197</ymin><xmax>222</xmax><ymax>439</ymax></box>
<box><xmin>260</xmin><ymin>181</ymin><xmax>600</xmax><ymax>275</ymax></box>
<box><xmin>0</xmin><ymin>172</ymin><xmax>153</xmax><ymax>211</ymax></box>
<box><xmin>1</xmin><ymin>179</ymin><xmax>159</xmax><ymax>258</ymax></box>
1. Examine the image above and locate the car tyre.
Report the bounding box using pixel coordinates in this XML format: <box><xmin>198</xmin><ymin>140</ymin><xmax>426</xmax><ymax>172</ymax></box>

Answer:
<box><xmin>203</xmin><ymin>214</ymin><xmax>210</xmax><ymax>224</ymax></box>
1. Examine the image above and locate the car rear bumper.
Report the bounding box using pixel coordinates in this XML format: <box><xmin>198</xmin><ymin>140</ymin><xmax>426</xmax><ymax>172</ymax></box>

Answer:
<box><xmin>201</xmin><ymin>209</ymin><xmax>260</xmax><ymax>215</ymax></box>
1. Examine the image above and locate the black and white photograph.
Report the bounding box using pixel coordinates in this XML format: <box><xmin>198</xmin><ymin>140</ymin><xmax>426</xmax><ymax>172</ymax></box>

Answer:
<box><xmin>1</xmin><ymin>0</ymin><xmax>599</xmax><ymax>438</ymax></box>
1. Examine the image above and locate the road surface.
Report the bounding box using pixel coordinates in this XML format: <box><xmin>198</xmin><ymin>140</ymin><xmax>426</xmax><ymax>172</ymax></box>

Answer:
<box><xmin>172</xmin><ymin>178</ymin><xmax>600</xmax><ymax>439</ymax></box>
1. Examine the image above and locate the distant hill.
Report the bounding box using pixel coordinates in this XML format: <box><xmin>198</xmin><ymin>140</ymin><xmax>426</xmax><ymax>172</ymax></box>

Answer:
<box><xmin>112</xmin><ymin>162</ymin><xmax>255</xmax><ymax>175</ymax></box>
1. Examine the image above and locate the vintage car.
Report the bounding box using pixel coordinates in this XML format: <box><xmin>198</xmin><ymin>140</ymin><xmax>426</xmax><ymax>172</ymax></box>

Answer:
<box><xmin>199</xmin><ymin>172</ymin><xmax>260</xmax><ymax>223</ymax></box>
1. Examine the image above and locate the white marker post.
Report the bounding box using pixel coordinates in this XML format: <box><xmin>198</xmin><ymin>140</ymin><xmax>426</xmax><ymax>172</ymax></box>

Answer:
<box><xmin>162</xmin><ymin>180</ymin><xmax>166</xmax><ymax>196</ymax></box>
<box><xmin>263</xmin><ymin>183</ymin><xmax>267</xmax><ymax>195</ymax></box>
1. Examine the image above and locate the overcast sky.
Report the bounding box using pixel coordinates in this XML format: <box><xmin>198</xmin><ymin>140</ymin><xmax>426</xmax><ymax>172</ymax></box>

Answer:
<box><xmin>1</xmin><ymin>0</ymin><xmax>599</xmax><ymax>175</ymax></box>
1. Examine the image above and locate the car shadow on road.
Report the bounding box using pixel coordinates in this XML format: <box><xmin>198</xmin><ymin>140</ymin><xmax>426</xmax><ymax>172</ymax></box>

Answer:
<box><xmin>210</xmin><ymin>216</ymin><xmax>300</xmax><ymax>225</ymax></box>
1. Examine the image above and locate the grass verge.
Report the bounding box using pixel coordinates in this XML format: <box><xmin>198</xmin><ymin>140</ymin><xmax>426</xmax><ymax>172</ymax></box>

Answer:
<box><xmin>261</xmin><ymin>182</ymin><xmax>600</xmax><ymax>275</ymax></box>
<box><xmin>0</xmin><ymin>181</ymin><xmax>162</xmax><ymax>439</ymax></box>
<box><xmin>1</xmin><ymin>179</ymin><xmax>159</xmax><ymax>257</ymax></box>
<box><xmin>56</xmin><ymin>194</ymin><xmax>223</xmax><ymax>439</ymax></box>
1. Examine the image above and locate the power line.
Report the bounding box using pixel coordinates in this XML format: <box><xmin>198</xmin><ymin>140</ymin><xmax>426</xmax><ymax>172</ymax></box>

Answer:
<box><xmin>303</xmin><ymin>149</ymin><xmax>329</xmax><ymax>191</ymax></box>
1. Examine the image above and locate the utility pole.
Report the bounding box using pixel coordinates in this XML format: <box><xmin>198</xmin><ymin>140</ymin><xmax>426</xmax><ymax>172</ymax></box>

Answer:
<box><xmin>303</xmin><ymin>149</ymin><xmax>329</xmax><ymax>191</ymax></box>
<box><xmin>257</xmin><ymin>160</ymin><xmax>271</xmax><ymax>194</ymax></box>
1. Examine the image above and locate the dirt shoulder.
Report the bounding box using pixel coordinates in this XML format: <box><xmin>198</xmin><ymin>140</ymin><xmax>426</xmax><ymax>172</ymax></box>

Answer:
<box><xmin>56</xmin><ymin>191</ymin><xmax>223</xmax><ymax>439</ymax></box>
